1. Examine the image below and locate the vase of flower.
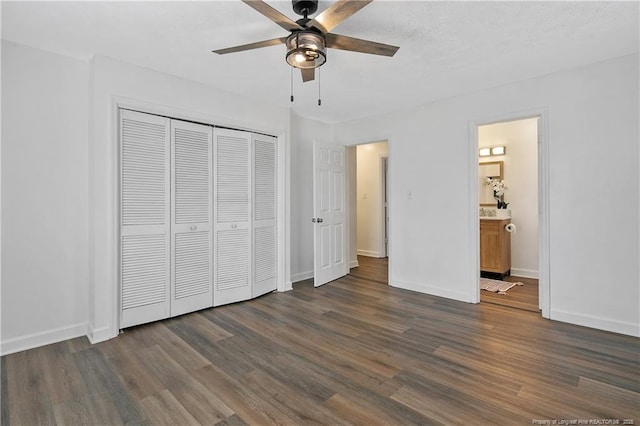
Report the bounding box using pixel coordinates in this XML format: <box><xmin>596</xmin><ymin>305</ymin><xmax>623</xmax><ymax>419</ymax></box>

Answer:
<box><xmin>485</xmin><ymin>178</ymin><xmax>510</xmax><ymax>217</ymax></box>
<box><xmin>496</xmin><ymin>208</ymin><xmax>511</xmax><ymax>219</ymax></box>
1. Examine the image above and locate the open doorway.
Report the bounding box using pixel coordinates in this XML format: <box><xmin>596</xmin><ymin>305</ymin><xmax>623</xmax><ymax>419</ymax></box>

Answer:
<box><xmin>477</xmin><ymin>118</ymin><xmax>540</xmax><ymax>312</ymax></box>
<box><xmin>348</xmin><ymin>141</ymin><xmax>389</xmax><ymax>284</ymax></box>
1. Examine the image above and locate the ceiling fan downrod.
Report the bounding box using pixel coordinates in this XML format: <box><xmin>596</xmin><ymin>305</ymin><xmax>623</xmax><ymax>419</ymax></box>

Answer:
<box><xmin>292</xmin><ymin>0</ymin><xmax>318</xmax><ymax>18</ymax></box>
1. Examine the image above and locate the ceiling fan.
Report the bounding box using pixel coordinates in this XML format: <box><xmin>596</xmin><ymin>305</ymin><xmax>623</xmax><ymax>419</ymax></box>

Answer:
<box><xmin>212</xmin><ymin>0</ymin><xmax>399</xmax><ymax>83</ymax></box>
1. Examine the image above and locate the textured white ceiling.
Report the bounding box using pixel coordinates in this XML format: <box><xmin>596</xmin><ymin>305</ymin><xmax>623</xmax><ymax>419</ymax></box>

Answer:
<box><xmin>2</xmin><ymin>1</ymin><xmax>638</xmax><ymax>123</ymax></box>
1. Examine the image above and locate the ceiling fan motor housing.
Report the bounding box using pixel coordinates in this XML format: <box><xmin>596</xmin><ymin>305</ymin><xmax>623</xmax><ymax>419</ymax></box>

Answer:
<box><xmin>292</xmin><ymin>0</ymin><xmax>318</xmax><ymax>17</ymax></box>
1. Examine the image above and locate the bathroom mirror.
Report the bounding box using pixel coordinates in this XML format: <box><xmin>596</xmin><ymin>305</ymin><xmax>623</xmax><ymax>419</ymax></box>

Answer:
<box><xmin>479</xmin><ymin>161</ymin><xmax>503</xmax><ymax>206</ymax></box>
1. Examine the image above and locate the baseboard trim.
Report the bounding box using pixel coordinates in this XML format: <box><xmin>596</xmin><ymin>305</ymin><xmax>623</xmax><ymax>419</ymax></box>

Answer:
<box><xmin>357</xmin><ymin>250</ymin><xmax>380</xmax><ymax>258</ymax></box>
<box><xmin>291</xmin><ymin>270</ymin><xmax>313</xmax><ymax>283</ymax></box>
<box><xmin>390</xmin><ymin>279</ymin><xmax>471</xmax><ymax>303</ymax></box>
<box><xmin>511</xmin><ymin>268</ymin><xmax>539</xmax><ymax>279</ymax></box>
<box><xmin>349</xmin><ymin>259</ymin><xmax>359</xmax><ymax>268</ymax></box>
<box><xmin>550</xmin><ymin>309</ymin><xmax>639</xmax><ymax>337</ymax></box>
<box><xmin>1</xmin><ymin>322</ymin><xmax>88</xmax><ymax>356</ymax></box>
<box><xmin>87</xmin><ymin>325</ymin><xmax>116</xmax><ymax>344</ymax></box>
<box><xmin>282</xmin><ymin>281</ymin><xmax>293</xmax><ymax>292</ymax></box>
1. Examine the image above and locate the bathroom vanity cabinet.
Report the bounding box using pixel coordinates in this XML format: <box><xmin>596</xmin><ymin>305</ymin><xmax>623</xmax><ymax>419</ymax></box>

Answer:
<box><xmin>480</xmin><ymin>218</ymin><xmax>511</xmax><ymax>278</ymax></box>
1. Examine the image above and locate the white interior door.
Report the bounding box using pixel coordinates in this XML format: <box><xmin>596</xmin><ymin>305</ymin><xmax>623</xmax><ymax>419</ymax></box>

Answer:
<box><xmin>170</xmin><ymin>120</ymin><xmax>213</xmax><ymax>316</ymax></box>
<box><xmin>252</xmin><ymin>134</ymin><xmax>277</xmax><ymax>297</ymax></box>
<box><xmin>120</xmin><ymin>110</ymin><xmax>171</xmax><ymax>328</ymax></box>
<box><xmin>213</xmin><ymin>128</ymin><xmax>251</xmax><ymax>306</ymax></box>
<box><xmin>313</xmin><ymin>141</ymin><xmax>347</xmax><ymax>287</ymax></box>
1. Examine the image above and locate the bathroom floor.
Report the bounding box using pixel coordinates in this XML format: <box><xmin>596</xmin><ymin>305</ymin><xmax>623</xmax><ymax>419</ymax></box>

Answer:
<box><xmin>480</xmin><ymin>275</ymin><xmax>539</xmax><ymax>312</ymax></box>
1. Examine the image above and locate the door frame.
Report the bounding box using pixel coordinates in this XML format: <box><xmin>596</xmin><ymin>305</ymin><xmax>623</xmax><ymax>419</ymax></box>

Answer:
<box><xmin>345</xmin><ymin>140</ymin><xmax>392</xmax><ymax>281</ymax></box>
<box><xmin>379</xmin><ymin>155</ymin><xmax>389</xmax><ymax>258</ymax></box>
<box><xmin>468</xmin><ymin>108</ymin><xmax>550</xmax><ymax>318</ymax></box>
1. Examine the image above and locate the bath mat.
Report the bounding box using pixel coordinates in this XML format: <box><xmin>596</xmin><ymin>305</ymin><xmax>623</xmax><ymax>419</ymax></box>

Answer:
<box><xmin>480</xmin><ymin>278</ymin><xmax>523</xmax><ymax>295</ymax></box>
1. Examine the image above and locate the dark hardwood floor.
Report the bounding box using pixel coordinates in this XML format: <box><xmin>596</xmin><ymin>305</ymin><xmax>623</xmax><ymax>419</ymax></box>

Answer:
<box><xmin>3</xmin><ymin>260</ymin><xmax>638</xmax><ymax>425</ymax></box>
<box><xmin>349</xmin><ymin>255</ymin><xmax>388</xmax><ymax>284</ymax></box>
<box><xmin>481</xmin><ymin>275</ymin><xmax>540</xmax><ymax>312</ymax></box>
<box><xmin>354</xmin><ymin>255</ymin><xmax>540</xmax><ymax>313</ymax></box>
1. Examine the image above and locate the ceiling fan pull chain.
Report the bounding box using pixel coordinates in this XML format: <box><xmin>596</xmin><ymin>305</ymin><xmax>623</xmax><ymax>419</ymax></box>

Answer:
<box><xmin>290</xmin><ymin>66</ymin><xmax>295</xmax><ymax>102</ymax></box>
<box><xmin>317</xmin><ymin>68</ymin><xmax>322</xmax><ymax>106</ymax></box>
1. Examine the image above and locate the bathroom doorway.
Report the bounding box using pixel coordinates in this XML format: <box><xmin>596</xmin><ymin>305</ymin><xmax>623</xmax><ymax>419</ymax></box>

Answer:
<box><xmin>476</xmin><ymin>117</ymin><xmax>541</xmax><ymax>312</ymax></box>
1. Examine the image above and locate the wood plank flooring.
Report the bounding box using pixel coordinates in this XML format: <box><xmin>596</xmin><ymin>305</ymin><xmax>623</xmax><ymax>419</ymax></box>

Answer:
<box><xmin>480</xmin><ymin>276</ymin><xmax>540</xmax><ymax>312</ymax></box>
<box><xmin>355</xmin><ymin>255</ymin><xmax>539</xmax><ymax>313</ymax></box>
<box><xmin>3</xmin><ymin>267</ymin><xmax>639</xmax><ymax>425</ymax></box>
<box><xmin>349</xmin><ymin>255</ymin><xmax>388</xmax><ymax>284</ymax></box>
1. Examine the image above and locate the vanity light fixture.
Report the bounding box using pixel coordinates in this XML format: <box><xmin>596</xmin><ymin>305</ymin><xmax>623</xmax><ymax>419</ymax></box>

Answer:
<box><xmin>491</xmin><ymin>146</ymin><xmax>506</xmax><ymax>156</ymax></box>
<box><xmin>479</xmin><ymin>146</ymin><xmax>506</xmax><ymax>157</ymax></box>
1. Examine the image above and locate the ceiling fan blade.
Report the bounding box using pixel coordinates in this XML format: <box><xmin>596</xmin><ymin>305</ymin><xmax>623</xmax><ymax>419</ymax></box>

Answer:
<box><xmin>242</xmin><ymin>0</ymin><xmax>304</xmax><ymax>32</ymax></box>
<box><xmin>212</xmin><ymin>37</ymin><xmax>287</xmax><ymax>55</ymax></box>
<box><xmin>301</xmin><ymin>68</ymin><xmax>315</xmax><ymax>82</ymax></box>
<box><xmin>325</xmin><ymin>33</ymin><xmax>399</xmax><ymax>57</ymax></box>
<box><xmin>307</xmin><ymin>0</ymin><xmax>372</xmax><ymax>33</ymax></box>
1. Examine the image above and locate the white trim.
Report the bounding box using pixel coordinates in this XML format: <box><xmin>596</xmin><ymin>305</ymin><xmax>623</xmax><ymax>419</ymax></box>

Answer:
<box><xmin>357</xmin><ymin>249</ymin><xmax>381</xmax><ymax>257</ymax></box>
<box><xmin>537</xmin><ymin>113</ymin><xmax>551</xmax><ymax>318</ymax></box>
<box><xmin>468</xmin><ymin>122</ymin><xmax>481</xmax><ymax>304</ymax></box>
<box><xmin>1</xmin><ymin>323</ymin><xmax>87</xmax><ymax>356</ymax></box>
<box><xmin>387</xmin><ymin>140</ymin><xmax>393</xmax><ymax>284</ymax></box>
<box><xmin>87</xmin><ymin>326</ymin><xmax>114</xmax><ymax>344</ymax></box>
<box><xmin>390</xmin><ymin>279</ymin><xmax>470</xmax><ymax>303</ymax></box>
<box><xmin>95</xmin><ymin>95</ymin><xmax>289</xmax><ymax>342</ymax></box>
<box><xmin>350</xmin><ymin>259</ymin><xmax>360</xmax><ymax>268</ymax></box>
<box><xmin>511</xmin><ymin>268</ymin><xmax>539</xmax><ymax>279</ymax></box>
<box><xmin>550</xmin><ymin>309</ymin><xmax>640</xmax><ymax>338</ymax></box>
<box><xmin>280</xmin><ymin>119</ymin><xmax>290</xmax><ymax>296</ymax></box>
<box><xmin>469</xmin><ymin>108</ymin><xmax>550</xmax><ymax>319</ymax></box>
<box><xmin>291</xmin><ymin>270</ymin><xmax>314</xmax><ymax>283</ymax></box>
<box><xmin>379</xmin><ymin>154</ymin><xmax>388</xmax><ymax>258</ymax></box>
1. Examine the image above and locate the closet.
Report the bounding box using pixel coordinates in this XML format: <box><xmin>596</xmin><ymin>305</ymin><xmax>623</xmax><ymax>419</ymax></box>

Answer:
<box><xmin>119</xmin><ymin>109</ymin><xmax>277</xmax><ymax>328</ymax></box>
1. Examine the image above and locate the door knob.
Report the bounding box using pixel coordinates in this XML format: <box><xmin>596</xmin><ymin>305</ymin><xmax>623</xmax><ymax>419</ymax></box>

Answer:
<box><xmin>312</xmin><ymin>218</ymin><xmax>317</xmax><ymax>223</ymax></box>
<box><xmin>317</xmin><ymin>218</ymin><xmax>323</xmax><ymax>223</ymax></box>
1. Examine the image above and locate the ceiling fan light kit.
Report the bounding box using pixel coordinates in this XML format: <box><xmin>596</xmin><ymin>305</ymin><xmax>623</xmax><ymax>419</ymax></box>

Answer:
<box><xmin>213</xmin><ymin>0</ymin><xmax>399</xmax><ymax>103</ymax></box>
<box><xmin>285</xmin><ymin>31</ymin><xmax>326</xmax><ymax>69</ymax></box>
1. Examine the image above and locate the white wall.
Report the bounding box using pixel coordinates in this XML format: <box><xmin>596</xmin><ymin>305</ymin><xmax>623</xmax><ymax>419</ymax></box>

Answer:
<box><xmin>356</xmin><ymin>142</ymin><xmax>388</xmax><ymax>257</ymax></box>
<box><xmin>1</xmin><ymin>41</ymin><xmax>292</xmax><ymax>353</ymax></box>
<box><xmin>1</xmin><ymin>41</ymin><xmax>90</xmax><ymax>354</ymax></box>
<box><xmin>2</xmin><ymin>40</ymin><xmax>638</xmax><ymax>354</ymax></box>
<box><xmin>332</xmin><ymin>54</ymin><xmax>639</xmax><ymax>336</ymax></box>
<box><xmin>89</xmin><ymin>55</ymin><xmax>292</xmax><ymax>343</ymax></box>
<box><xmin>479</xmin><ymin>118</ymin><xmax>538</xmax><ymax>277</ymax></box>
<box><xmin>289</xmin><ymin>113</ymin><xmax>334</xmax><ymax>282</ymax></box>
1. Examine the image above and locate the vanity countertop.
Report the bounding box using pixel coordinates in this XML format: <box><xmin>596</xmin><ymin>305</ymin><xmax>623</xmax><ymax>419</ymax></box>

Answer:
<box><xmin>479</xmin><ymin>217</ymin><xmax>511</xmax><ymax>221</ymax></box>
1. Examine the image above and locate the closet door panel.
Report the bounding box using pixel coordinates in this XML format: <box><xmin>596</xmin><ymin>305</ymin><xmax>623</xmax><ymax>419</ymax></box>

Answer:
<box><xmin>171</xmin><ymin>121</ymin><xmax>213</xmax><ymax>316</ymax></box>
<box><xmin>253</xmin><ymin>134</ymin><xmax>277</xmax><ymax>297</ymax></box>
<box><xmin>120</xmin><ymin>110</ymin><xmax>170</xmax><ymax>328</ymax></box>
<box><xmin>213</xmin><ymin>129</ymin><xmax>252</xmax><ymax>306</ymax></box>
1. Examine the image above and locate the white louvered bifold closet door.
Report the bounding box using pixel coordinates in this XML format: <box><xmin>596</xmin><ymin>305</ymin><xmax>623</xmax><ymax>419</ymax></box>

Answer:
<box><xmin>213</xmin><ymin>128</ymin><xmax>252</xmax><ymax>306</ymax></box>
<box><xmin>170</xmin><ymin>120</ymin><xmax>213</xmax><ymax>316</ymax></box>
<box><xmin>252</xmin><ymin>134</ymin><xmax>277</xmax><ymax>297</ymax></box>
<box><xmin>120</xmin><ymin>110</ymin><xmax>171</xmax><ymax>328</ymax></box>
